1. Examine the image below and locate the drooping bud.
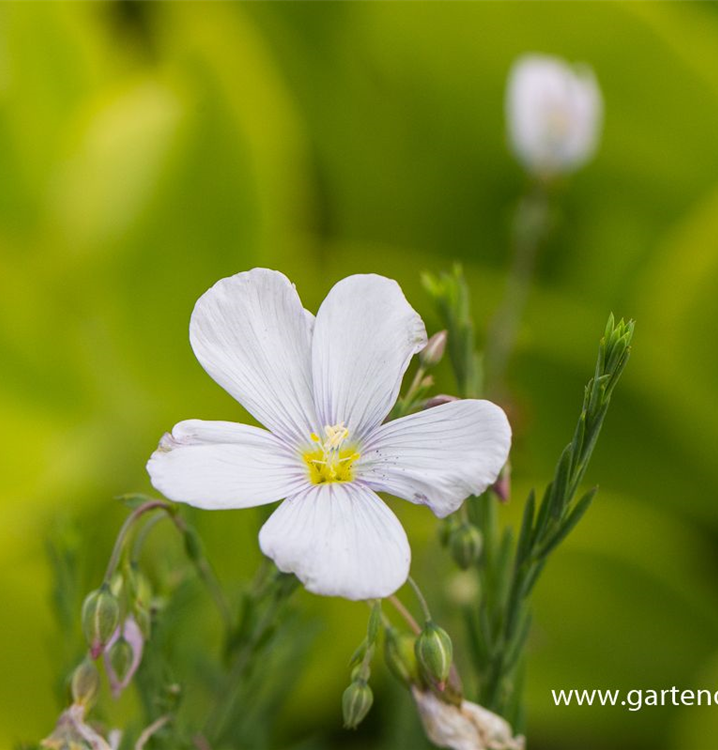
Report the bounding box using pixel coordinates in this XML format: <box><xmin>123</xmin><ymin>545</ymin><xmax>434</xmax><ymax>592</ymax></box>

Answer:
<box><xmin>420</xmin><ymin>331</ymin><xmax>447</xmax><ymax>367</ymax></box>
<box><xmin>438</xmin><ymin>515</ymin><xmax>459</xmax><ymax>548</ymax></box>
<box><xmin>70</xmin><ymin>658</ymin><xmax>100</xmax><ymax>708</ymax></box>
<box><xmin>342</xmin><ymin>680</ymin><xmax>374</xmax><ymax>729</ymax></box>
<box><xmin>108</xmin><ymin>638</ymin><xmax>133</xmax><ymax>684</ymax></box>
<box><xmin>506</xmin><ymin>54</ymin><xmax>603</xmax><ymax>180</ymax></box>
<box><xmin>104</xmin><ymin>617</ymin><xmax>145</xmax><ymax>699</ymax></box>
<box><xmin>126</xmin><ymin>566</ymin><xmax>152</xmax><ymax>610</ymax></box>
<box><xmin>415</xmin><ymin>622</ymin><xmax>453</xmax><ymax>687</ymax></box>
<box><xmin>491</xmin><ymin>463</ymin><xmax>511</xmax><ymax>503</ymax></box>
<box><xmin>450</xmin><ymin>523</ymin><xmax>483</xmax><ymax>570</ymax></box>
<box><xmin>82</xmin><ymin>585</ymin><xmax>120</xmax><ymax>659</ymax></box>
<box><xmin>384</xmin><ymin>628</ymin><xmax>420</xmax><ymax>688</ymax></box>
<box><xmin>134</xmin><ymin>603</ymin><xmax>152</xmax><ymax>640</ymax></box>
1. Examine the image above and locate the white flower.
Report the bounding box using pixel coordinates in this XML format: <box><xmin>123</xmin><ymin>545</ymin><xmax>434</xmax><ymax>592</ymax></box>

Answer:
<box><xmin>147</xmin><ymin>270</ymin><xmax>511</xmax><ymax>600</ymax></box>
<box><xmin>506</xmin><ymin>53</ymin><xmax>603</xmax><ymax>178</ymax></box>
<box><xmin>412</xmin><ymin>687</ymin><xmax>525</xmax><ymax>750</ymax></box>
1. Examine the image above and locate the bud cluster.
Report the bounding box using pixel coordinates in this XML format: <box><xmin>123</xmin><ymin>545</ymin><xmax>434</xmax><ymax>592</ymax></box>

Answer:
<box><xmin>342</xmin><ymin>602</ymin><xmax>381</xmax><ymax>730</ymax></box>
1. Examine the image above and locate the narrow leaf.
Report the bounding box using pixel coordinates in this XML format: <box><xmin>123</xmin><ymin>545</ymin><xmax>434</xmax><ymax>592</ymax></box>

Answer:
<box><xmin>515</xmin><ymin>490</ymin><xmax>536</xmax><ymax>569</ymax></box>
<box><xmin>539</xmin><ymin>487</ymin><xmax>598</xmax><ymax>559</ymax></box>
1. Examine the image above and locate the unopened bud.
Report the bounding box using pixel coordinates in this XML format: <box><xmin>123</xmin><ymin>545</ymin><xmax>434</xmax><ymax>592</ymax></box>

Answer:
<box><xmin>384</xmin><ymin>629</ymin><xmax>420</xmax><ymax>688</ymax></box>
<box><xmin>415</xmin><ymin>622</ymin><xmax>453</xmax><ymax>687</ymax></box>
<box><xmin>71</xmin><ymin>658</ymin><xmax>100</xmax><ymax>708</ymax></box>
<box><xmin>423</xmin><ymin>394</ymin><xmax>459</xmax><ymax>410</ymax></box>
<box><xmin>82</xmin><ymin>585</ymin><xmax>120</xmax><ymax>659</ymax></box>
<box><xmin>420</xmin><ymin>331</ymin><xmax>447</xmax><ymax>367</ymax></box>
<box><xmin>108</xmin><ymin>637</ymin><xmax>133</xmax><ymax>684</ymax></box>
<box><xmin>105</xmin><ymin>617</ymin><xmax>145</xmax><ymax>699</ymax></box>
<box><xmin>491</xmin><ymin>463</ymin><xmax>511</xmax><ymax>503</ymax></box>
<box><xmin>438</xmin><ymin>516</ymin><xmax>459</xmax><ymax>548</ymax></box>
<box><xmin>450</xmin><ymin>524</ymin><xmax>483</xmax><ymax>570</ymax></box>
<box><xmin>126</xmin><ymin>567</ymin><xmax>152</xmax><ymax>609</ymax></box>
<box><xmin>342</xmin><ymin>680</ymin><xmax>373</xmax><ymax>729</ymax></box>
<box><xmin>506</xmin><ymin>54</ymin><xmax>602</xmax><ymax>179</ymax></box>
<box><xmin>134</xmin><ymin>604</ymin><xmax>152</xmax><ymax>640</ymax></box>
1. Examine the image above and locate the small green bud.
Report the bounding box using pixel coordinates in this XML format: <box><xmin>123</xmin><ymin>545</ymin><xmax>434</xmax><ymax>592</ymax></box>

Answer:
<box><xmin>109</xmin><ymin>571</ymin><xmax>124</xmax><ymax>599</ymax></box>
<box><xmin>415</xmin><ymin>621</ymin><xmax>453</xmax><ymax>686</ymax></box>
<box><xmin>342</xmin><ymin>680</ymin><xmax>373</xmax><ymax>729</ymax></box>
<box><xmin>438</xmin><ymin>516</ymin><xmax>459</xmax><ymax>548</ymax></box>
<box><xmin>420</xmin><ymin>330</ymin><xmax>447</xmax><ymax>367</ymax></box>
<box><xmin>82</xmin><ymin>585</ymin><xmax>120</xmax><ymax>659</ymax></box>
<box><xmin>134</xmin><ymin>604</ymin><xmax>152</xmax><ymax>640</ymax></box>
<box><xmin>384</xmin><ymin>629</ymin><xmax>420</xmax><ymax>688</ymax></box>
<box><xmin>127</xmin><ymin>567</ymin><xmax>152</xmax><ymax>609</ymax></box>
<box><xmin>108</xmin><ymin>637</ymin><xmax>133</xmax><ymax>683</ymax></box>
<box><xmin>70</xmin><ymin>658</ymin><xmax>100</xmax><ymax>708</ymax></box>
<box><xmin>450</xmin><ymin>523</ymin><xmax>483</xmax><ymax>569</ymax></box>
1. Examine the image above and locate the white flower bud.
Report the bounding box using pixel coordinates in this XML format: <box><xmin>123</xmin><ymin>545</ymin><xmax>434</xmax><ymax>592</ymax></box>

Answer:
<box><xmin>506</xmin><ymin>54</ymin><xmax>602</xmax><ymax>179</ymax></box>
<box><xmin>41</xmin><ymin>704</ymin><xmax>113</xmax><ymax>750</ymax></box>
<box><xmin>411</xmin><ymin>686</ymin><xmax>525</xmax><ymax>750</ymax></box>
<box><xmin>420</xmin><ymin>330</ymin><xmax>447</xmax><ymax>367</ymax></box>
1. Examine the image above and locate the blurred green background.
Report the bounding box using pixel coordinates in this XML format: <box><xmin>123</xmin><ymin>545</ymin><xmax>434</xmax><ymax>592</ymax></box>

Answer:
<box><xmin>3</xmin><ymin>2</ymin><xmax>718</xmax><ymax>749</ymax></box>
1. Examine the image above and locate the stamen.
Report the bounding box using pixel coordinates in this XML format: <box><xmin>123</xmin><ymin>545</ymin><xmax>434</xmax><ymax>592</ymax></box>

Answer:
<box><xmin>303</xmin><ymin>423</ymin><xmax>360</xmax><ymax>484</ymax></box>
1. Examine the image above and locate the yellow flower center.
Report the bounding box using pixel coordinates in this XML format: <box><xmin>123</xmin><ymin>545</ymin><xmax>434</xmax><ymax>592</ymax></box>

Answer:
<box><xmin>303</xmin><ymin>422</ymin><xmax>360</xmax><ymax>484</ymax></box>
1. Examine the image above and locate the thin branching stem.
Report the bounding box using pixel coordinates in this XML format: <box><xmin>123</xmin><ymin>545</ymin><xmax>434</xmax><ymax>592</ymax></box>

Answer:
<box><xmin>407</xmin><ymin>576</ymin><xmax>433</xmax><ymax>624</ymax></box>
<box><xmin>388</xmin><ymin>594</ymin><xmax>422</xmax><ymax>635</ymax></box>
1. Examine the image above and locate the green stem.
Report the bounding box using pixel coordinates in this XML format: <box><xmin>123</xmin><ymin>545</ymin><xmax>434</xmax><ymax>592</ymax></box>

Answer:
<box><xmin>388</xmin><ymin>594</ymin><xmax>421</xmax><ymax>636</ymax></box>
<box><xmin>485</xmin><ymin>183</ymin><xmax>550</xmax><ymax>394</ymax></box>
<box><xmin>131</xmin><ymin>511</ymin><xmax>167</xmax><ymax>564</ymax></box>
<box><xmin>107</xmin><ymin>499</ymin><xmax>233</xmax><ymax>633</ymax></box>
<box><xmin>205</xmin><ymin>582</ymin><xmax>294</xmax><ymax>744</ymax></box>
<box><xmin>169</xmin><ymin>514</ymin><xmax>233</xmax><ymax>632</ymax></box>
<box><xmin>103</xmin><ymin>500</ymin><xmax>171</xmax><ymax>585</ymax></box>
<box><xmin>407</xmin><ymin>576</ymin><xmax>432</xmax><ymax>624</ymax></box>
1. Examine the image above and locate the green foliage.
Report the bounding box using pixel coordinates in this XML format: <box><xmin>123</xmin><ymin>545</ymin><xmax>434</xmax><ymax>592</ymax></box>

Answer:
<box><xmin>473</xmin><ymin>315</ymin><xmax>634</xmax><ymax>721</ymax></box>
<box><xmin>43</xmin><ymin>503</ymin><xmax>306</xmax><ymax>750</ymax></box>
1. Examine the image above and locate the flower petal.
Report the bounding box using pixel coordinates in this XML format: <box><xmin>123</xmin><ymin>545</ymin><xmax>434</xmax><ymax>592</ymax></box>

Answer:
<box><xmin>312</xmin><ymin>274</ymin><xmax>427</xmax><ymax>440</ymax></box>
<box><xmin>358</xmin><ymin>400</ymin><xmax>511</xmax><ymax>518</ymax></box>
<box><xmin>258</xmin><ymin>482</ymin><xmax>410</xmax><ymax>600</ymax></box>
<box><xmin>190</xmin><ymin>269</ymin><xmax>318</xmax><ymax>444</ymax></box>
<box><xmin>147</xmin><ymin>420</ymin><xmax>307</xmax><ymax>509</ymax></box>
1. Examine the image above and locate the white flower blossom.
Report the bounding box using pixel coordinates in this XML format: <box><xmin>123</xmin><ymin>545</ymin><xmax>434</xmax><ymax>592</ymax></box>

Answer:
<box><xmin>506</xmin><ymin>53</ymin><xmax>603</xmax><ymax>178</ymax></box>
<box><xmin>412</xmin><ymin>687</ymin><xmax>525</xmax><ymax>750</ymax></box>
<box><xmin>147</xmin><ymin>270</ymin><xmax>511</xmax><ymax>600</ymax></box>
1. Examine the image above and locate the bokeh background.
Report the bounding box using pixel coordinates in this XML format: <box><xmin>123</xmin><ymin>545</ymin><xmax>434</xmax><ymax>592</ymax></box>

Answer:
<box><xmin>2</xmin><ymin>2</ymin><xmax>718</xmax><ymax>749</ymax></box>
